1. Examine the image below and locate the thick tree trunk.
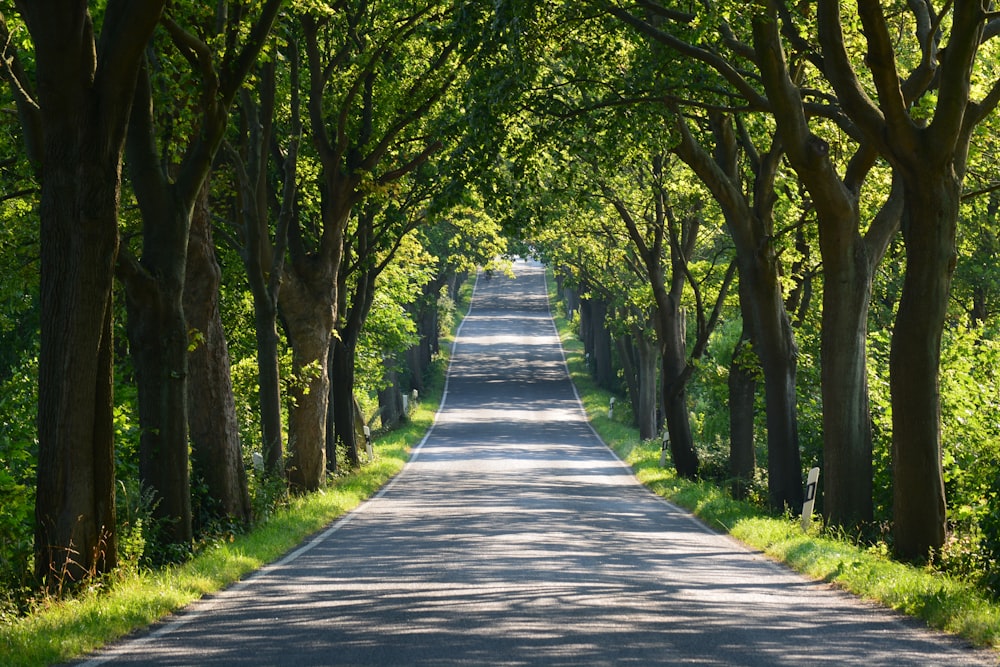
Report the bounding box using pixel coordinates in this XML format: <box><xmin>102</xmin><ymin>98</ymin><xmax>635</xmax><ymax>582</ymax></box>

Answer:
<box><xmin>27</xmin><ymin>0</ymin><xmax>164</xmax><ymax>589</ymax></box>
<box><xmin>36</xmin><ymin>200</ymin><xmax>119</xmax><ymax>584</ymax></box>
<box><xmin>122</xmin><ymin>2</ymin><xmax>281</xmax><ymax>543</ymax></box>
<box><xmin>124</xmin><ymin>232</ymin><xmax>192</xmax><ymax>547</ymax></box>
<box><xmin>672</xmin><ymin>114</ymin><xmax>800</xmax><ymax>509</ymax></box>
<box><xmin>280</xmin><ymin>269</ymin><xmax>335</xmax><ymax>492</ymax></box>
<box><xmin>184</xmin><ymin>188</ymin><xmax>251</xmax><ymax>527</ymax></box>
<box><xmin>746</xmin><ymin>259</ymin><xmax>803</xmax><ymax>510</ymax></box>
<box><xmin>660</xmin><ymin>306</ymin><xmax>699</xmax><ymax>479</ymax></box>
<box><xmin>890</xmin><ymin>175</ymin><xmax>956</xmax><ymax>559</ymax></box>
<box><xmin>821</xmin><ymin>239</ymin><xmax>875</xmax><ymax>527</ymax></box>
<box><xmin>728</xmin><ymin>332</ymin><xmax>757</xmax><ymax>500</ymax></box>
<box><xmin>121</xmin><ymin>66</ymin><xmax>194</xmax><ymax>550</ymax></box>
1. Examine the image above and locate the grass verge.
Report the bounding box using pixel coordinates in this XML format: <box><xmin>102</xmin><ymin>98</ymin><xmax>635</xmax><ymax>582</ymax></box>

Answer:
<box><xmin>546</xmin><ymin>271</ymin><xmax>1000</xmax><ymax>651</ymax></box>
<box><xmin>0</xmin><ymin>290</ymin><xmax>468</xmax><ymax>667</ymax></box>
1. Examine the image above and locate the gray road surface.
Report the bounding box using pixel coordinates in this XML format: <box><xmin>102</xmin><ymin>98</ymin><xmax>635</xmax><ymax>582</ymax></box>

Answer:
<box><xmin>79</xmin><ymin>260</ymin><xmax>997</xmax><ymax>666</ymax></box>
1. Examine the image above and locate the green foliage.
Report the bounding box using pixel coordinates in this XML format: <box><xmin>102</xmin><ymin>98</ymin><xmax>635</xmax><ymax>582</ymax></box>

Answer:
<box><xmin>0</xmin><ymin>353</ymin><xmax>37</xmax><ymax>617</ymax></box>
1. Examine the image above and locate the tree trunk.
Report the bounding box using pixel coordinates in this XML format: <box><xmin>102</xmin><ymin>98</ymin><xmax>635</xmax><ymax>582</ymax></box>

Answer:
<box><xmin>121</xmin><ymin>64</ymin><xmax>195</xmax><ymax>550</ymax></box>
<box><xmin>728</xmin><ymin>332</ymin><xmax>757</xmax><ymax>500</ymax></box>
<box><xmin>378</xmin><ymin>360</ymin><xmax>406</xmax><ymax>430</ymax></box>
<box><xmin>184</xmin><ymin>185</ymin><xmax>251</xmax><ymax>527</ymax></box>
<box><xmin>589</xmin><ymin>298</ymin><xmax>615</xmax><ymax>391</ymax></box>
<box><xmin>619</xmin><ymin>324</ymin><xmax>658</xmax><ymax>441</ymax></box>
<box><xmin>754</xmin><ymin>304</ymin><xmax>802</xmax><ymax>510</ymax></box>
<box><xmin>329</xmin><ymin>335</ymin><xmax>361</xmax><ymax>469</ymax></box>
<box><xmin>660</xmin><ymin>306</ymin><xmax>699</xmax><ymax>478</ymax></box>
<box><xmin>279</xmin><ymin>267</ymin><xmax>335</xmax><ymax>492</ymax></box>
<box><xmin>579</xmin><ymin>297</ymin><xmax>594</xmax><ymax>357</ymax></box>
<box><xmin>737</xmin><ymin>245</ymin><xmax>803</xmax><ymax>510</ymax></box>
<box><xmin>26</xmin><ymin>0</ymin><xmax>165</xmax><ymax>590</ymax></box>
<box><xmin>618</xmin><ymin>333</ymin><xmax>639</xmax><ymax>414</ymax></box>
<box><xmin>407</xmin><ymin>276</ymin><xmax>446</xmax><ymax>389</ymax></box>
<box><xmin>890</xmin><ymin>174</ymin><xmax>956</xmax><ymax>559</ymax></box>
<box><xmin>123</xmin><ymin>226</ymin><xmax>192</xmax><ymax>548</ymax></box>
<box><xmin>37</xmin><ymin>208</ymin><xmax>119</xmax><ymax>584</ymax></box>
<box><xmin>254</xmin><ymin>295</ymin><xmax>285</xmax><ymax>475</ymax></box>
<box><xmin>237</xmin><ymin>58</ymin><xmax>297</xmax><ymax>479</ymax></box>
<box><xmin>820</xmin><ymin>236</ymin><xmax>875</xmax><ymax>528</ymax></box>
<box><xmin>121</xmin><ymin>2</ymin><xmax>280</xmax><ymax>542</ymax></box>
<box><xmin>635</xmin><ymin>331</ymin><xmax>659</xmax><ymax>442</ymax></box>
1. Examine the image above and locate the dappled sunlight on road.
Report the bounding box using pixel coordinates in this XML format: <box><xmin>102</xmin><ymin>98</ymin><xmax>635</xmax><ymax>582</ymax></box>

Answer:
<box><xmin>80</xmin><ymin>260</ymin><xmax>995</xmax><ymax>667</ymax></box>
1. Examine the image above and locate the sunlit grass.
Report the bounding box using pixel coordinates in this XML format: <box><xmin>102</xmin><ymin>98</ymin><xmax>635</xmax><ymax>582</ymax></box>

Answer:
<box><xmin>546</xmin><ymin>269</ymin><xmax>1000</xmax><ymax>651</ymax></box>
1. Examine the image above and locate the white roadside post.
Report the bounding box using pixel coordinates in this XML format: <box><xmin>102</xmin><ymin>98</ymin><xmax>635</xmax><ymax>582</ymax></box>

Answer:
<box><xmin>608</xmin><ymin>397</ymin><xmax>615</xmax><ymax>419</ymax></box>
<box><xmin>364</xmin><ymin>425</ymin><xmax>373</xmax><ymax>461</ymax></box>
<box><xmin>801</xmin><ymin>466</ymin><xmax>820</xmax><ymax>532</ymax></box>
<box><xmin>659</xmin><ymin>431</ymin><xmax>670</xmax><ymax>468</ymax></box>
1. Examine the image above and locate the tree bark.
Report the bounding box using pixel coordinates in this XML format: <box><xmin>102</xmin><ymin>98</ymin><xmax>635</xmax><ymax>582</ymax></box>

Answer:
<box><xmin>280</xmin><ymin>264</ymin><xmax>337</xmax><ymax>491</ymax></box>
<box><xmin>23</xmin><ymin>0</ymin><xmax>165</xmax><ymax>590</ymax></box>
<box><xmin>407</xmin><ymin>274</ymin><xmax>447</xmax><ymax>389</ymax></box>
<box><xmin>378</xmin><ymin>360</ymin><xmax>406</xmax><ymax>429</ymax></box>
<box><xmin>121</xmin><ymin>4</ymin><xmax>281</xmax><ymax>546</ymax></box>
<box><xmin>661</xmin><ymin>305</ymin><xmax>698</xmax><ymax>478</ymax></box>
<box><xmin>889</xmin><ymin>173</ymin><xmax>957</xmax><ymax>559</ymax></box>
<box><xmin>329</xmin><ymin>336</ymin><xmax>360</xmax><ymax>469</ymax></box>
<box><xmin>751</xmin><ymin>15</ymin><xmax>905</xmax><ymax>526</ymax></box>
<box><xmin>121</xmin><ymin>211</ymin><xmax>193</xmax><ymax>548</ymax></box>
<box><xmin>820</xmin><ymin>233</ymin><xmax>876</xmax><ymax>527</ymax></box>
<box><xmin>185</xmin><ymin>185</ymin><xmax>251</xmax><ymax>528</ymax></box>
<box><xmin>810</xmin><ymin>0</ymin><xmax>997</xmax><ymax>558</ymax></box>
<box><xmin>603</xmin><ymin>159</ymin><xmax>721</xmax><ymax>480</ymax></box>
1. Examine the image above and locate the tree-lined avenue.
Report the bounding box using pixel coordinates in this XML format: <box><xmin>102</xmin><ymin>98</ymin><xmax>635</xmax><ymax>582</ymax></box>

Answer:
<box><xmin>78</xmin><ymin>261</ymin><xmax>994</xmax><ymax>666</ymax></box>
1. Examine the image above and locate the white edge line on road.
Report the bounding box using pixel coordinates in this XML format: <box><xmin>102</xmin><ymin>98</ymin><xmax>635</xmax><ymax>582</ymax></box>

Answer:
<box><xmin>79</xmin><ymin>270</ymin><xmax>485</xmax><ymax>667</ymax></box>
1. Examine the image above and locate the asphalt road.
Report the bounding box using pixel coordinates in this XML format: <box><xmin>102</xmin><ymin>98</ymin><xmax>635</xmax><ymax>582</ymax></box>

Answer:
<box><xmin>80</xmin><ymin>260</ymin><xmax>997</xmax><ymax>666</ymax></box>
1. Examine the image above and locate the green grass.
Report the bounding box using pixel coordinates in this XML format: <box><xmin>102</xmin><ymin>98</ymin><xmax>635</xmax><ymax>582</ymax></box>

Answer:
<box><xmin>547</xmin><ymin>271</ymin><xmax>1000</xmax><ymax>651</ymax></box>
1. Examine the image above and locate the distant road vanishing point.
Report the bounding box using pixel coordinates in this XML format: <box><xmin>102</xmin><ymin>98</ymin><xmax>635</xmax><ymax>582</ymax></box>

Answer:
<box><xmin>79</xmin><ymin>259</ymin><xmax>997</xmax><ymax>666</ymax></box>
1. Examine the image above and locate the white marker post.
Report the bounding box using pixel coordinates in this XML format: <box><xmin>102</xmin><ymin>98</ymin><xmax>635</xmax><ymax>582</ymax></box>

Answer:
<box><xmin>608</xmin><ymin>397</ymin><xmax>615</xmax><ymax>419</ymax></box>
<box><xmin>801</xmin><ymin>466</ymin><xmax>820</xmax><ymax>532</ymax></box>
<box><xmin>659</xmin><ymin>431</ymin><xmax>670</xmax><ymax>468</ymax></box>
<box><xmin>364</xmin><ymin>425</ymin><xmax>373</xmax><ymax>461</ymax></box>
